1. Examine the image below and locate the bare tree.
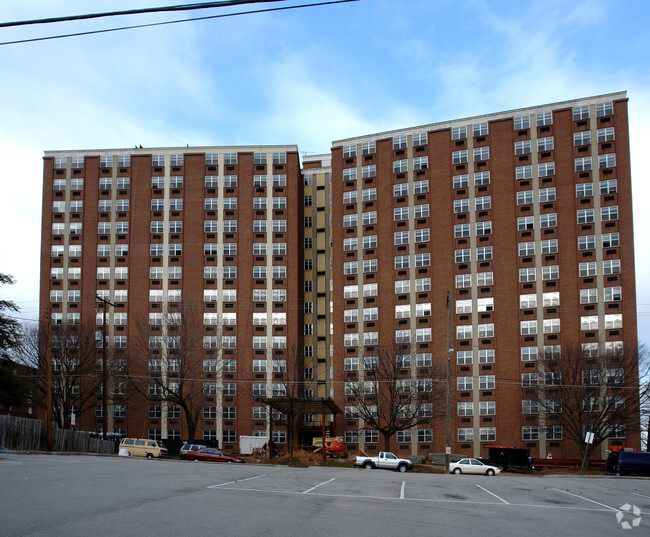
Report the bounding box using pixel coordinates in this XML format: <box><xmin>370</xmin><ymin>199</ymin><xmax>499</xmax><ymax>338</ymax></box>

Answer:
<box><xmin>262</xmin><ymin>344</ymin><xmax>309</xmax><ymax>459</ymax></box>
<box><xmin>348</xmin><ymin>342</ymin><xmax>445</xmax><ymax>452</ymax></box>
<box><xmin>20</xmin><ymin>322</ymin><xmax>99</xmax><ymax>428</ymax></box>
<box><xmin>130</xmin><ymin>302</ymin><xmax>222</xmax><ymax>442</ymax></box>
<box><xmin>537</xmin><ymin>344</ymin><xmax>647</xmax><ymax>466</ymax></box>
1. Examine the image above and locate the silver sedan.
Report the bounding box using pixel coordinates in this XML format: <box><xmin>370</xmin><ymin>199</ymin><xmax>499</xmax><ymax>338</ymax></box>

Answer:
<box><xmin>450</xmin><ymin>458</ymin><xmax>501</xmax><ymax>476</ymax></box>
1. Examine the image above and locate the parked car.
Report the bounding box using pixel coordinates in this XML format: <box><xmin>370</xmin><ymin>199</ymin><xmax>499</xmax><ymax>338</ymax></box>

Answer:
<box><xmin>186</xmin><ymin>448</ymin><xmax>245</xmax><ymax>463</ymax></box>
<box><xmin>450</xmin><ymin>458</ymin><xmax>501</xmax><ymax>476</ymax></box>
<box><xmin>354</xmin><ymin>452</ymin><xmax>413</xmax><ymax>472</ymax></box>
<box><xmin>606</xmin><ymin>451</ymin><xmax>650</xmax><ymax>476</ymax></box>
<box><xmin>119</xmin><ymin>438</ymin><xmax>168</xmax><ymax>459</ymax></box>
<box><xmin>178</xmin><ymin>444</ymin><xmax>207</xmax><ymax>460</ymax></box>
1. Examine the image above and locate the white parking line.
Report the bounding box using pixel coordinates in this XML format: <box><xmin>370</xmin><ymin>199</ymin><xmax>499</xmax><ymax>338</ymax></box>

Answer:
<box><xmin>303</xmin><ymin>477</ymin><xmax>335</xmax><ymax>494</ymax></box>
<box><xmin>551</xmin><ymin>488</ymin><xmax>618</xmax><ymax>511</ymax></box>
<box><xmin>207</xmin><ymin>474</ymin><xmax>266</xmax><ymax>488</ymax></box>
<box><xmin>400</xmin><ymin>481</ymin><xmax>405</xmax><ymax>499</ymax></box>
<box><xmin>475</xmin><ymin>484</ymin><xmax>510</xmax><ymax>504</ymax></box>
<box><xmin>632</xmin><ymin>492</ymin><xmax>650</xmax><ymax>499</ymax></box>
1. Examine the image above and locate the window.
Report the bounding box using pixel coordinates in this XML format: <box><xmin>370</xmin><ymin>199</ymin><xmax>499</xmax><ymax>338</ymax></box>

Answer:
<box><xmin>362</xmin><ymin>211</ymin><xmax>377</xmax><ymax>225</ymax></box>
<box><xmin>457</xmin><ymin>377</ymin><xmax>473</xmax><ymax>391</ymax></box>
<box><xmin>394</xmin><ymin>231</ymin><xmax>409</xmax><ymax>245</ymax></box>
<box><xmin>580</xmin><ymin>288</ymin><xmax>598</xmax><ymax>304</ymax></box>
<box><xmin>604</xmin><ymin>286</ymin><xmax>622</xmax><ymax>302</ymax></box>
<box><xmin>601</xmin><ymin>205</ymin><xmax>618</xmax><ymax>221</ymax></box>
<box><xmin>539</xmin><ymin>187</ymin><xmax>556</xmax><ymax>202</ymax></box>
<box><xmin>394</xmin><ymin>207</ymin><xmax>409</xmax><ymax>221</ymax></box>
<box><xmin>413</xmin><ymin>133</ymin><xmax>427</xmax><ymax>146</ymax></box>
<box><xmin>597</xmin><ymin>102</ymin><xmax>613</xmax><ymax>117</ymax></box>
<box><xmin>452</xmin><ymin>150</ymin><xmax>468</xmax><ymax>164</ymax></box>
<box><xmin>480</xmin><ymin>401</ymin><xmax>496</xmax><ymax>416</ymax></box>
<box><xmin>543</xmin><ymin>319</ymin><xmax>560</xmax><ymax>334</ymax></box>
<box><xmin>455</xmin><ymin>274</ymin><xmax>471</xmax><ymax>288</ymax></box>
<box><xmin>455</xmin><ymin>249</ymin><xmax>471</xmax><ymax>263</ymax></box>
<box><xmin>522</xmin><ymin>373</ymin><xmax>538</xmax><ymax>387</ymax></box>
<box><xmin>456</xmin><ymin>325</ymin><xmax>472</xmax><ymax>339</ymax></box>
<box><xmin>542</xmin><ymin>265</ymin><xmax>559</xmax><ymax>280</ymax></box>
<box><xmin>475</xmin><ymin>196</ymin><xmax>491</xmax><ymax>210</ymax></box>
<box><xmin>518</xmin><ymin>216</ymin><xmax>534</xmax><ymax>231</ymax></box>
<box><xmin>473</xmin><ymin>122</ymin><xmax>488</xmax><ymax>136</ymax></box>
<box><xmin>520</xmin><ymin>294</ymin><xmax>537</xmax><ymax>308</ymax></box>
<box><xmin>342</xmin><ymin>168</ymin><xmax>357</xmax><ymax>182</ymax></box>
<box><xmin>581</xmin><ymin>316</ymin><xmax>598</xmax><ymax>331</ymax></box>
<box><xmin>602</xmin><ymin>232</ymin><xmax>620</xmax><ymax>248</ymax></box>
<box><xmin>453</xmin><ymin>174</ymin><xmax>469</xmax><ymax>189</ymax></box>
<box><xmin>394</xmin><ymin>255</ymin><xmax>409</xmax><ymax>269</ymax></box>
<box><xmin>452</xmin><ymin>126</ymin><xmax>467</xmax><ymax>140</ymax></box>
<box><xmin>573</xmin><ymin>106</ymin><xmax>590</xmax><ymax>120</ymax></box>
<box><xmin>474</xmin><ymin>171</ymin><xmax>490</xmax><ymax>185</ymax></box>
<box><xmin>414</xmin><ymin>204</ymin><xmax>429</xmax><ymax>218</ymax></box>
<box><xmin>514</xmin><ymin>115</ymin><xmax>530</xmax><ymax>130</ymax></box>
<box><xmin>363</xmin><ymin>235</ymin><xmax>377</xmax><ymax>249</ymax></box>
<box><xmin>520</xmin><ymin>320</ymin><xmax>537</xmax><ymax>335</ymax></box>
<box><xmin>415</xmin><ymin>277</ymin><xmax>431</xmax><ymax>292</ymax></box>
<box><xmin>475</xmin><ymin>221</ymin><xmax>492</xmax><ymax>236</ymax></box>
<box><xmin>474</xmin><ymin>246</ymin><xmax>491</xmax><ymax>261</ymax></box>
<box><xmin>578</xmin><ymin>235</ymin><xmax>596</xmax><ymax>250</ymax></box>
<box><xmin>574</xmin><ymin>131</ymin><xmax>591</xmax><ymax>146</ymax></box>
<box><xmin>603</xmin><ymin>259</ymin><xmax>621</xmax><ymax>275</ymax></box>
<box><xmin>537</xmin><ymin>111</ymin><xmax>552</xmax><ymax>126</ymax></box>
<box><xmin>518</xmin><ymin>242</ymin><xmax>535</xmax><ymax>256</ymax></box>
<box><xmin>576</xmin><ymin>182</ymin><xmax>593</xmax><ymax>198</ymax></box>
<box><xmin>362</xmin><ymin>187</ymin><xmax>376</xmax><ymax>201</ymax></box>
<box><xmin>599</xmin><ymin>154</ymin><xmax>616</xmax><ymax>169</ymax></box>
<box><xmin>575</xmin><ymin>157</ymin><xmax>592</xmax><ymax>172</ymax></box>
<box><xmin>515</xmin><ymin>140</ymin><xmax>531</xmax><ymax>155</ymax></box>
<box><xmin>361</xmin><ymin>165</ymin><xmax>376</xmax><ymax>178</ymax></box>
<box><xmin>458</xmin><ymin>428</ymin><xmax>474</xmax><ymax>442</ymax></box>
<box><xmin>600</xmin><ymin>179</ymin><xmax>617</xmax><ymax>195</ymax></box>
<box><xmin>454</xmin><ymin>199</ymin><xmax>469</xmax><ymax>213</ymax></box>
<box><xmin>393</xmin><ymin>159</ymin><xmax>408</xmax><ymax>173</ymax></box>
<box><xmin>597</xmin><ymin>127</ymin><xmax>615</xmax><ymax>143</ymax></box>
<box><xmin>579</xmin><ymin>261</ymin><xmax>597</xmax><ymax>277</ymax></box>
<box><xmin>516</xmin><ymin>165</ymin><xmax>532</xmax><ymax>180</ymax></box>
<box><xmin>454</xmin><ymin>223</ymin><xmax>470</xmax><ymax>237</ymax></box>
<box><xmin>393</xmin><ymin>135</ymin><xmax>407</xmax><ymax>149</ymax></box>
<box><xmin>521</xmin><ymin>347</ymin><xmax>538</xmax><ymax>362</ymax></box>
<box><xmin>537</xmin><ymin>136</ymin><xmax>554</xmax><ymax>151</ymax></box>
<box><xmin>413</xmin><ymin>156</ymin><xmax>428</xmax><ymax>170</ymax></box>
<box><xmin>538</xmin><ymin>162</ymin><xmax>555</xmax><ymax>177</ymax></box>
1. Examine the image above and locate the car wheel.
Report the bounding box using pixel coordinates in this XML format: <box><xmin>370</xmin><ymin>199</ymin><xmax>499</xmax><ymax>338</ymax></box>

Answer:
<box><xmin>453</xmin><ymin>468</ymin><xmax>462</xmax><ymax>475</ymax></box>
<box><xmin>398</xmin><ymin>464</ymin><xmax>408</xmax><ymax>473</ymax></box>
<box><xmin>364</xmin><ymin>461</ymin><xmax>373</xmax><ymax>469</ymax></box>
<box><xmin>486</xmin><ymin>469</ymin><xmax>495</xmax><ymax>476</ymax></box>
<box><xmin>146</xmin><ymin>453</ymin><xmax>153</xmax><ymax>459</ymax></box>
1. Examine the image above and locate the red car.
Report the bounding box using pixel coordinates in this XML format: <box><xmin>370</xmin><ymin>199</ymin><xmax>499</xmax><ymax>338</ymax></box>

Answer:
<box><xmin>185</xmin><ymin>448</ymin><xmax>245</xmax><ymax>463</ymax></box>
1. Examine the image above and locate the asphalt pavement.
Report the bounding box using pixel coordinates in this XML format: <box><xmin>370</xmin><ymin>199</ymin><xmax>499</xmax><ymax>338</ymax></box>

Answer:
<box><xmin>0</xmin><ymin>453</ymin><xmax>648</xmax><ymax>537</ymax></box>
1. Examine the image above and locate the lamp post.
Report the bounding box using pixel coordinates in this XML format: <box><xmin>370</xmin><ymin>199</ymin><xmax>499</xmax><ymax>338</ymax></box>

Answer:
<box><xmin>445</xmin><ymin>291</ymin><xmax>452</xmax><ymax>474</ymax></box>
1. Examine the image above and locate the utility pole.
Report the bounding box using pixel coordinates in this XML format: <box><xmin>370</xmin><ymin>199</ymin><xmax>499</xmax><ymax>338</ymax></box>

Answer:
<box><xmin>96</xmin><ymin>295</ymin><xmax>115</xmax><ymax>440</ymax></box>
<box><xmin>445</xmin><ymin>291</ymin><xmax>452</xmax><ymax>474</ymax></box>
<box><xmin>45</xmin><ymin>307</ymin><xmax>52</xmax><ymax>451</ymax></box>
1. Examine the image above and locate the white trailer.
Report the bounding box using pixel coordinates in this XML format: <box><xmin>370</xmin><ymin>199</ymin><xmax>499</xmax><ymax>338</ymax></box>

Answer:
<box><xmin>239</xmin><ymin>435</ymin><xmax>269</xmax><ymax>455</ymax></box>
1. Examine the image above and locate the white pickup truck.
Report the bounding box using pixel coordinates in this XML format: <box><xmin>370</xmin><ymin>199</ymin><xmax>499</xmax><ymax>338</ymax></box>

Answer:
<box><xmin>354</xmin><ymin>452</ymin><xmax>414</xmax><ymax>472</ymax></box>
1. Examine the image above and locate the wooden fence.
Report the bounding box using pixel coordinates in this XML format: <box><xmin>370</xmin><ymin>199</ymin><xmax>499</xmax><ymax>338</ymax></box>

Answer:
<box><xmin>0</xmin><ymin>415</ymin><xmax>114</xmax><ymax>454</ymax></box>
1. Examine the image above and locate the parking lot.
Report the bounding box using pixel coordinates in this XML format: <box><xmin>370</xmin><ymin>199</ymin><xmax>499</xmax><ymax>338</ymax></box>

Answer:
<box><xmin>1</xmin><ymin>453</ymin><xmax>648</xmax><ymax>536</ymax></box>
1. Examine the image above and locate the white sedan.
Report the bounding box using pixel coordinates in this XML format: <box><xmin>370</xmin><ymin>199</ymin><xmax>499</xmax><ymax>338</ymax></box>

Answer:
<box><xmin>450</xmin><ymin>458</ymin><xmax>501</xmax><ymax>476</ymax></box>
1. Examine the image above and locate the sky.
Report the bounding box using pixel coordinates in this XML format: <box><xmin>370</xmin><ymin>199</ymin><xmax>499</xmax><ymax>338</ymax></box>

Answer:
<box><xmin>0</xmin><ymin>0</ymin><xmax>649</xmax><ymax>347</ymax></box>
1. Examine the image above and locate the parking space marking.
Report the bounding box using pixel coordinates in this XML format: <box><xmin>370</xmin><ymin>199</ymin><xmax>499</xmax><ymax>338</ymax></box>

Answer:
<box><xmin>632</xmin><ymin>492</ymin><xmax>650</xmax><ymax>499</ymax></box>
<box><xmin>475</xmin><ymin>484</ymin><xmax>510</xmax><ymax>504</ymax></box>
<box><xmin>400</xmin><ymin>481</ymin><xmax>405</xmax><ymax>500</ymax></box>
<box><xmin>551</xmin><ymin>488</ymin><xmax>618</xmax><ymax>511</ymax></box>
<box><xmin>303</xmin><ymin>478</ymin><xmax>335</xmax><ymax>494</ymax></box>
<box><xmin>207</xmin><ymin>474</ymin><xmax>266</xmax><ymax>488</ymax></box>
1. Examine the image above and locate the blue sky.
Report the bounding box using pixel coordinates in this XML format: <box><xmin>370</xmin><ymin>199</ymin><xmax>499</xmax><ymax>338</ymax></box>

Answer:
<box><xmin>1</xmin><ymin>0</ymin><xmax>649</xmax><ymax>347</ymax></box>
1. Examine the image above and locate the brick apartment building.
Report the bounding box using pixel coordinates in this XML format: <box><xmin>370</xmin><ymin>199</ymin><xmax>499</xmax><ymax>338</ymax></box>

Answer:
<box><xmin>39</xmin><ymin>92</ymin><xmax>639</xmax><ymax>458</ymax></box>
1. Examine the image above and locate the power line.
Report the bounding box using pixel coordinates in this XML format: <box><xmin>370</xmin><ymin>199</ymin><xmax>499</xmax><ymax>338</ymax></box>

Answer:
<box><xmin>0</xmin><ymin>0</ymin><xmax>360</xmax><ymax>46</ymax></box>
<box><xmin>0</xmin><ymin>1</ymin><xmax>286</xmax><ymax>28</ymax></box>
